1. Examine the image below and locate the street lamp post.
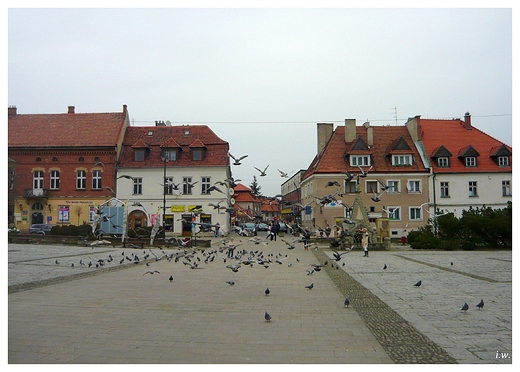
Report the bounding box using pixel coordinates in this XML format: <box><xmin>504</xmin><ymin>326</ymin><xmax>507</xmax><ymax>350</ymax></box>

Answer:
<box><xmin>161</xmin><ymin>152</ymin><xmax>168</xmax><ymax>239</ymax></box>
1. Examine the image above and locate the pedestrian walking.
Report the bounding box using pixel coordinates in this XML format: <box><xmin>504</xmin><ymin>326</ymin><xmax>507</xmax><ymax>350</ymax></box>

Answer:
<box><xmin>270</xmin><ymin>218</ymin><xmax>280</xmax><ymax>241</ymax></box>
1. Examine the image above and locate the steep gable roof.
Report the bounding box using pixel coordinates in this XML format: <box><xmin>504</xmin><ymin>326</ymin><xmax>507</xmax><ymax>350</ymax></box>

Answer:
<box><xmin>430</xmin><ymin>145</ymin><xmax>453</xmax><ymax>158</ymax></box>
<box><xmin>8</xmin><ymin>106</ymin><xmax>128</xmax><ymax>148</ymax></box>
<box><xmin>303</xmin><ymin>124</ymin><xmax>428</xmax><ymax>180</ymax></box>
<box><xmin>418</xmin><ymin>117</ymin><xmax>511</xmax><ymax>173</ymax></box>
<box><xmin>119</xmin><ymin>125</ymin><xmax>229</xmax><ymax>168</ymax></box>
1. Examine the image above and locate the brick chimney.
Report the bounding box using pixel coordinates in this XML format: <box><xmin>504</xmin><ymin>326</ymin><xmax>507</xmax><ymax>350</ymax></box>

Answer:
<box><xmin>345</xmin><ymin>119</ymin><xmax>356</xmax><ymax>143</ymax></box>
<box><xmin>8</xmin><ymin>106</ymin><xmax>17</xmax><ymax>116</ymax></box>
<box><xmin>68</xmin><ymin>106</ymin><xmax>75</xmax><ymax>114</ymax></box>
<box><xmin>463</xmin><ymin>112</ymin><xmax>472</xmax><ymax>130</ymax></box>
<box><xmin>317</xmin><ymin>123</ymin><xmax>334</xmax><ymax>154</ymax></box>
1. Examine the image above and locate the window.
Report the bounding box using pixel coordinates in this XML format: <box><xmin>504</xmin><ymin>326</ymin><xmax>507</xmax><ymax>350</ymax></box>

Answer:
<box><xmin>387</xmin><ymin>180</ymin><xmax>399</xmax><ymax>193</ymax></box>
<box><xmin>468</xmin><ymin>181</ymin><xmax>478</xmax><ymax>197</ymax></box>
<box><xmin>92</xmin><ymin>170</ymin><xmax>102</xmax><ymax>189</ymax></box>
<box><xmin>32</xmin><ymin>202</ymin><xmax>44</xmax><ymax>210</ymax></box>
<box><xmin>392</xmin><ymin>155</ymin><xmax>412</xmax><ymax>166</ymax></box>
<box><xmin>58</xmin><ymin>205</ymin><xmax>70</xmax><ymax>223</ymax></box>
<box><xmin>33</xmin><ymin>171</ymin><xmax>44</xmax><ymax>189</ymax></box>
<box><xmin>388</xmin><ymin>207</ymin><xmax>400</xmax><ymax>220</ymax></box>
<box><xmin>345</xmin><ymin>181</ymin><xmax>356</xmax><ymax>193</ymax></box>
<box><xmin>193</xmin><ymin>149</ymin><xmax>203</xmax><ymax>161</ymax></box>
<box><xmin>366</xmin><ymin>181</ymin><xmax>378</xmax><ymax>193</ymax></box>
<box><xmin>135</xmin><ymin>150</ymin><xmax>144</xmax><ymax>162</ymax></box>
<box><xmin>165</xmin><ymin>177</ymin><xmax>174</xmax><ymax>195</ymax></box>
<box><xmin>94</xmin><ymin>157</ymin><xmax>101</xmax><ymax>162</ymax></box>
<box><xmin>440</xmin><ymin>182</ymin><xmax>449</xmax><ymax>197</ymax></box>
<box><xmin>164</xmin><ymin>149</ymin><xmax>177</xmax><ymax>161</ymax></box>
<box><xmin>408</xmin><ymin>180</ymin><xmax>420</xmax><ymax>193</ymax></box>
<box><xmin>350</xmin><ymin>155</ymin><xmax>370</xmax><ymax>167</ymax></box>
<box><xmin>52</xmin><ymin>157</ymin><xmax>58</xmax><ymax>162</ymax></box>
<box><xmin>78</xmin><ymin>157</ymin><xmax>84</xmax><ymax>162</ymax></box>
<box><xmin>502</xmin><ymin>180</ymin><xmax>511</xmax><ymax>196</ymax></box>
<box><xmin>36</xmin><ymin>157</ymin><xmax>41</xmax><ymax>162</ymax></box>
<box><xmin>50</xmin><ymin>170</ymin><xmax>60</xmax><ymax>189</ymax></box>
<box><xmin>9</xmin><ymin>169</ymin><xmax>14</xmax><ymax>189</ymax></box>
<box><xmin>201</xmin><ymin>177</ymin><xmax>211</xmax><ymax>194</ymax></box>
<box><xmin>437</xmin><ymin>157</ymin><xmax>449</xmax><ymax>167</ymax></box>
<box><xmin>133</xmin><ymin>178</ymin><xmax>143</xmax><ymax>195</ymax></box>
<box><xmin>499</xmin><ymin>156</ymin><xmax>510</xmax><ymax>166</ymax></box>
<box><xmin>465</xmin><ymin>157</ymin><xmax>477</xmax><ymax>167</ymax></box>
<box><xmin>76</xmin><ymin>170</ymin><xmax>86</xmax><ymax>189</ymax></box>
<box><xmin>183</xmin><ymin>177</ymin><xmax>194</xmax><ymax>194</ymax></box>
<box><xmin>410</xmin><ymin>207</ymin><xmax>422</xmax><ymax>221</ymax></box>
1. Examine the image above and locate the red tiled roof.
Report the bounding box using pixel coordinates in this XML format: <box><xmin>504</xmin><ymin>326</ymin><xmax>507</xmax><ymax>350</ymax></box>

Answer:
<box><xmin>119</xmin><ymin>125</ymin><xmax>229</xmax><ymax>168</ymax></box>
<box><xmin>233</xmin><ymin>183</ymin><xmax>253</xmax><ymax>193</ymax></box>
<box><xmin>418</xmin><ymin>118</ymin><xmax>512</xmax><ymax>173</ymax></box>
<box><xmin>8</xmin><ymin>107</ymin><xmax>128</xmax><ymax>148</ymax></box>
<box><xmin>303</xmin><ymin>125</ymin><xmax>428</xmax><ymax>180</ymax></box>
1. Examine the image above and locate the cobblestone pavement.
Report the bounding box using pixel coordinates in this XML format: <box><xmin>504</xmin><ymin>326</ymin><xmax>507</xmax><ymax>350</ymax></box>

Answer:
<box><xmin>320</xmin><ymin>247</ymin><xmax>512</xmax><ymax>364</ymax></box>
<box><xmin>7</xmin><ymin>239</ymin><xmax>512</xmax><ymax>364</ymax></box>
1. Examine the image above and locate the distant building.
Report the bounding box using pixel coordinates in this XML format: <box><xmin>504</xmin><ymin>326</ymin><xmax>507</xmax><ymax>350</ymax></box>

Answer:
<box><xmin>406</xmin><ymin>112</ymin><xmax>512</xmax><ymax>218</ymax></box>
<box><xmin>117</xmin><ymin>124</ymin><xmax>232</xmax><ymax>236</ymax></box>
<box><xmin>8</xmin><ymin>105</ymin><xmax>129</xmax><ymax>231</ymax></box>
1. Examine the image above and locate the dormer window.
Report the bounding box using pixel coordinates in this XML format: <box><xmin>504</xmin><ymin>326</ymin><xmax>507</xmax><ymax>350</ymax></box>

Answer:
<box><xmin>193</xmin><ymin>149</ymin><xmax>203</xmax><ymax>161</ymax></box>
<box><xmin>392</xmin><ymin>155</ymin><xmax>412</xmax><ymax>166</ymax></box>
<box><xmin>437</xmin><ymin>157</ymin><xmax>449</xmax><ymax>167</ymax></box>
<box><xmin>350</xmin><ymin>155</ymin><xmax>370</xmax><ymax>167</ymax></box>
<box><xmin>164</xmin><ymin>149</ymin><xmax>178</xmax><ymax>161</ymax></box>
<box><xmin>135</xmin><ymin>149</ymin><xmax>144</xmax><ymax>162</ymax></box>
<box><xmin>465</xmin><ymin>157</ymin><xmax>477</xmax><ymax>167</ymax></box>
<box><xmin>498</xmin><ymin>156</ymin><xmax>510</xmax><ymax>166</ymax></box>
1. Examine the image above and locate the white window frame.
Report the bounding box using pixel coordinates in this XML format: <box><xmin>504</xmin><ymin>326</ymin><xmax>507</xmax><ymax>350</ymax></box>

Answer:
<box><xmin>388</xmin><ymin>206</ymin><xmax>401</xmax><ymax>221</ymax></box>
<box><xmin>468</xmin><ymin>181</ymin><xmax>478</xmax><ymax>197</ymax></box>
<box><xmin>33</xmin><ymin>170</ymin><xmax>44</xmax><ymax>189</ymax></box>
<box><xmin>366</xmin><ymin>180</ymin><xmax>378</xmax><ymax>194</ymax></box>
<box><xmin>201</xmin><ymin>176</ymin><xmax>211</xmax><ymax>194</ymax></box>
<box><xmin>387</xmin><ymin>180</ymin><xmax>400</xmax><ymax>193</ymax></box>
<box><xmin>50</xmin><ymin>170</ymin><xmax>60</xmax><ymax>190</ymax></box>
<box><xmin>502</xmin><ymin>180</ymin><xmax>511</xmax><ymax>196</ymax></box>
<box><xmin>92</xmin><ymin>170</ymin><xmax>102</xmax><ymax>190</ymax></box>
<box><xmin>498</xmin><ymin>156</ymin><xmax>510</xmax><ymax>166</ymax></box>
<box><xmin>350</xmin><ymin>155</ymin><xmax>370</xmax><ymax>167</ymax></box>
<box><xmin>392</xmin><ymin>154</ymin><xmax>412</xmax><ymax>166</ymax></box>
<box><xmin>440</xmin><ymin>181</ymin><xmax>450</xmax><ymax>197</ymax></box>
<box><xmin>437</xmin><ymin>157</ymin><xmax>449</xmax><ymax>167</ymax></box>
<box><xmin>76</xmin><ymin>170</ymin><xmax>86</xmax><ymax>190</ymax></box>
<box><xmin>410</xmin><ymin>207</ymin><xmax>422</xmax><ymax>221</ymax></box>
<box><xmin>183</xmin><ymin>176</ymin><xmax>194</xmax><ymax>195</ymax></box>
<box><xmin>133</xmin><ymin>177</ymin><xmax>143</xmax><ymax>195</ymax></box>
<box><xmin>465</xmin><ymin>157</ymin><xmax>477</xmax><ymax>167</ymax></box>
<box><xmin>407</xmin><ymin>180</ymin><xmax>421</xmax><ymax>193</ymax></box>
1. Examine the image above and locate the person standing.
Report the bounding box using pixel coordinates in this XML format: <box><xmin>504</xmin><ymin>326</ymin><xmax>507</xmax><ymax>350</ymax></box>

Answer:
<box><xmin>270</xmin><ymin>218</ymin><xmax>280</xmax><ymax>241</ymax></box>
<box><xmin>362</xmin><ymin>228</ymin><xmax>369</xmax><ymax>257</ymax></box>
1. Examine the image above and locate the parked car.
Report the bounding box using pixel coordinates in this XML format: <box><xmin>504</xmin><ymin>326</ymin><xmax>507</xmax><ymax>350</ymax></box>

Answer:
<box><xmin>256</xmin><ymin>223</ymin><xmax>268</xmax><ymax>231</ymax></box>
<box><xmin>8</xmin><ymin>226</ymin><xmax>21</xmax><ymax>234</ymax></box>
<box><xmin>29</xmin><ymin>224</ymin><xmax>56</xmax><ymax>235</ymax></box>
<box><xmin>279</xmin><ymin>223</ymin><xmax>288</xmax><ymax>233</ymax></box>
<box><xmin>240</xmin><ymin>222</ymin><xmax>257</xmax><ymax>236</ymax></box>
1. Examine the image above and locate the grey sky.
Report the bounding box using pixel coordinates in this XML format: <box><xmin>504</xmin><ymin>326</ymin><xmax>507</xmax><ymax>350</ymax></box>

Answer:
<box><xmin>7</xmin><ymin>6</ymin><xmax>513</xmax><ymax>196</ymax></box>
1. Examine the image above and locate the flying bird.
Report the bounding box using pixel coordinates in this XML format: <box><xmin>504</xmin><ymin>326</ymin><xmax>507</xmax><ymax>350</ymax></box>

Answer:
<box><xmin>117</xmin><ymin>174</ymin><xmax>135</xmax><ymax>180</ymax></box>
<box><xmin>344</xmin><ymin>169</ymin><xmax>354</xmax><ymax>182</ymax></box>
<box><xmin>414</xmin><ymin>280</ymin><xmax>422</xmax><ymax>287</ymax></box>
<box><xmin>143</xmin><ymin>270</ymin><xmax>160</xmax><ymax>275</ymax></box>
<box><xmin>325</xmin><ymin>180</ymin><xmax>341</xmax><ymax>188</ymax></box>
<box><xmin>264</xmin><ymin>311</ymin><xmax>272</xmax><ymax>322</ymax></box>
<box><xmin>371</xmin><ymin>190</ymin><xmax>386</xmax><ymax>202</ymax></box>
<box><xmin>344</xmin><ymin>297</ymin><xmax>350</xmax><ymax>308</ymax></box>
<box><xmin>228</xmin><ymin>152</ymin><xmax>248</xmax><ymax>165</ymax></box>
<box><xmin>226</xmin><ymin>281</ymin><xmax>235</xmax><ymax>286</ymax></box>
<box><xmin>476</xmin><ymin>299</ymin><xmax>484</xmax><ymax>310</ymax></box>
<box><xmin>278</xmin><ymin>169</ymin><xmax>292</xmax><ymax>178</ymax></box>
<box><xmin>461</xmin><ymin>302</ymin><xmax>469</xmax><ymax>312</ymax></box>
<box><xmin>377</xmin><ymin>179</ymin><xmax>391</xmax><ymax>191</ymax></box>
<box><xmin>305</xmin><ymin>283</ymin><xmax>314</xmax><ymax>290</ymax></box>
<box><xmin>254</xmin><ymin>164</ymin><xmax>269</xmax><ymax>176</ymax></box>
<box><xmin>357</xmin><ymin>165</ymin><xmax>372</xmax><ymax>178</ymax></box>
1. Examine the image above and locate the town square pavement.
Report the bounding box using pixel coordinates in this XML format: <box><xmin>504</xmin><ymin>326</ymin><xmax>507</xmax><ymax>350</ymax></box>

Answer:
<box><xmin>7</xmin><ymin>236</ymin><xmax>512</xmax><ymax>364</ymax></box>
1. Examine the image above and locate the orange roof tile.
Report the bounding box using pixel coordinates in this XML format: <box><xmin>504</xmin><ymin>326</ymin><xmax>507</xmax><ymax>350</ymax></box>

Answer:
<box><xmin>418</xmin><ymin>117</ymin><xmax>512</xmax><ymax>173</ymax></box>
<box><xmin>8</xmin><ymin>107</ymin><xmax>128</xmax><ymax>148</ymax></box>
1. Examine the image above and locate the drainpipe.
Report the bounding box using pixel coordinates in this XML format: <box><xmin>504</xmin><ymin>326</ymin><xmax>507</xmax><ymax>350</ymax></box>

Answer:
<box><xmin>431</xmin><ymin>168</ymin><xmax>438</xmax><ymax>236</ymax></box>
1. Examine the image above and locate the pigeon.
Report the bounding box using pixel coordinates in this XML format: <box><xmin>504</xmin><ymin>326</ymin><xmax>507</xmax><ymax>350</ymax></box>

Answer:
<box><xmin>325</xmin><ymin>180</ymin><xmax>341</xmax><ymax>188</ymax></box>
<box><xmin>476</xmin><ymin>299</ymin><xmax>484</xmax><ymax>310</ymax></box>
<box><xmin>143</xmin><ymin>270</ymin><xmax>160</xmax><ymax>275</ymax></box>
<box><xmin>450</xmin><ymin>262</ymin><xmax>453</xmax><ymax>266</ymax></box>
<box><xmin>383</xmin><ymin>264</ymin><xmax>387</xmax><ymax>270</ymax></box>
<box><xmin>254</xmin><ymin>164</ymin><xmax>269</xmax><ymax>177</ymax></box>
<box><xmin>228</xmin><ymin>152</ymin><xmax>248</xmax><ymax>165</ymax></box>
<box><xmin>71</xmin><ymin>263</ymin><xmax>74</xmax><ymax>267</ymax></box>
<box><xmin>414</xmin><ymin>280</ymin><xmax>422</xmax><ymax>287</ymax></box>
<box><xmin>264</xmin><ymin>311</ymin><xmax>272</xmax><ymax>322</ymax></box>
<box><xmin>226</xmin><ymin>281</ymin><xmax>235</xmax><ymax>286</ymax></box>
<box><xmin>169</xmin><ymin>275</ymin><xmax>174</xmax><ymax>282</ymax></box>
<box><xmin>265</xmin><ymin>287</ymin><xmax>270</xmax><ymax>296</ymax></box>
<box><xmin>55</xmin><ymin>259</ymin><xmax>60</xmax><ymax>264</ymax></box>
<box><xmin>305</xmin><ymin>283</ymin><xmax>314</xmax><ymax>290</ymax></box>
<box><xmin>344</xmin><ymin>297</ymin><xmax>350</xmax><ymax>308</ymax></box>
<box><xmin>461</xmin><ymin>302</ymin><xmax>469</xmax><ymax>312</ymax></box>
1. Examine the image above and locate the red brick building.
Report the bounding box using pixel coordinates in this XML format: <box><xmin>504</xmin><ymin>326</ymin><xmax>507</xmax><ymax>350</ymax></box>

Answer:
<box><xmin>8</xmin><ymin>105</ymin><xmax>129</xmax><ymax>231</ymax></box>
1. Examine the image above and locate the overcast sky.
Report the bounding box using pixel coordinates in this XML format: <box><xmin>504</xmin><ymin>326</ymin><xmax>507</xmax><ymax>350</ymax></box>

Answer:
<box><xmin>7</xmin><ymin>4</ymin><xmax>513</xmax><ymax>197</ymax></box>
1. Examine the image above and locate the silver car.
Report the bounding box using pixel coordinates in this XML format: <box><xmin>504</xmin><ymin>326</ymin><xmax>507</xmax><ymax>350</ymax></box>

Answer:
<box><xmin>29</xmin><ymin>224</ymin><xmax>56</xmax><ymax>235</ymax></box>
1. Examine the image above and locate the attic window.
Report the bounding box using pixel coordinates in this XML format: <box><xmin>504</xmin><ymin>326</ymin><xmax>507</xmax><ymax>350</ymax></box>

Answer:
<box><xmin>392</xmin><ymin>155</ymin><xmax>412</xmax><ymax>166</ymax></box>
<box><xmin>135</xmin><ymin>149</ymin><xmax>145</xmax><ymax>162</ymax></box>
<box><xmin>465</xmin><ymin>157</ymin><xmax>477</xmax><ymax>167</ymax></box>
<box><xmin>184</xmin><ymin>129</ymin><xmax>190</xmax><ymax>136</ymax></box>
<box><xmin>148</xmin><ymin>131</ymin><xmax>154</xmax><ymax>136</ymax></box>
<box><xmin>193</xmin><ymin>149</ymin><xmax>203</xmax><ymax>161</ymax></box>
<box><xmin>36</xmin><ymin>157</ymin><xmax>41</xmax><ymax>162</ymax></box>
<box><xmin>498</xmin><ymin>156</ymin><xmax>510</xmax><ymax>166</ymax></box>
<box><xmin>437</xmin><ymin>157</ymin><xmax>450</xmax><ymax>168</ymax></box>
<box><xmin>52</xmin><ymin>157</ymin><xmax>58</xmax><ymax>162</ymax></box>
<box><xmin>94</xmin><ymin>157</ymin><xmax>100</xmax><ymax>162</ymax></box>
<box><xmin>350</xmin><ymin>155</ymin><xmax>370</xmax><ymax>166</ymax></box>
<box><xmin>79</xmin><ymin>157</ymin><xmax>84</xmax><ymax>162</ymax></box>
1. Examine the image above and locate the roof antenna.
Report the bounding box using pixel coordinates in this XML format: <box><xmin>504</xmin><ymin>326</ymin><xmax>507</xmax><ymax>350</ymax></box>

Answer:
<box><xmin>393</xmin><ymin>107</ymin><xmax>398</xmax><ymax>125</ymax></box>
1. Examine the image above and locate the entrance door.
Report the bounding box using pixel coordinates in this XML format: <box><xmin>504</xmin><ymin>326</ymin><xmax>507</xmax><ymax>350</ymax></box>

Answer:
<box><xmin>181</xmin><ymin>214</ymin><xmax>193</xmax><ymax>236</ymax></box>
<box><xmin>32</xmin><ymin>212</ymin><xmax>43</xmax><ymax>225</ymax></box>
